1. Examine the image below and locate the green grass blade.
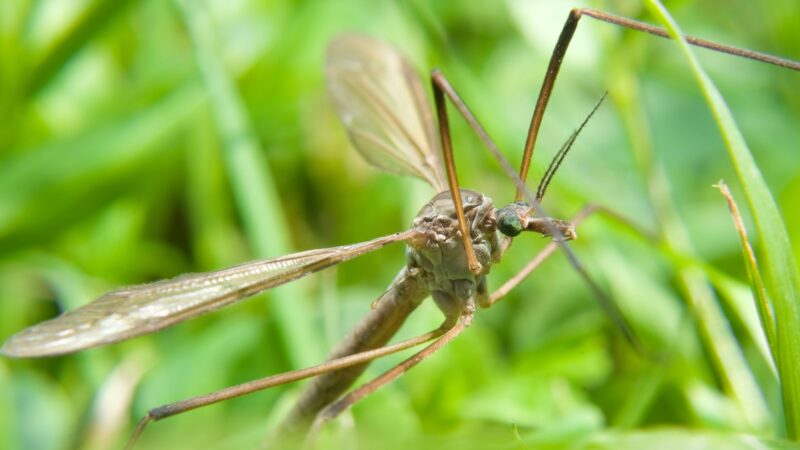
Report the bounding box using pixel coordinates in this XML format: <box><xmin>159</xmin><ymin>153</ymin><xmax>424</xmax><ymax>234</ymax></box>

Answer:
<box><xmin>714</xmin><ymin>181</ymin><xmax>777</xmax><ymax>355</ymax></box>
<box><xmin>584</xmin><ymin>428</ymin><xmax>797</xmax><ymax>450</ymax></box>
<box><xmin>646</xmin><ymin>0</ymin><xmax>800</xmax><ymax>438</ymax></box>
<box><xmin>23</xmin><ymin>0</ymin><xmax>139</xmax><ymax>99</ymax></box>
<box><xmin>605</xmin><ymin>41</ymin><xmax>769</xmax><ymax>431</ymax></box>
<box><xmin>0</xmin><ymin>81</ymin><xmax>204</xmax><ymax>247</ymax></box>
<box><xmin>175</xmin><ymin>0</ymin><xmax>324</xmax><ymax>368</ymax></box>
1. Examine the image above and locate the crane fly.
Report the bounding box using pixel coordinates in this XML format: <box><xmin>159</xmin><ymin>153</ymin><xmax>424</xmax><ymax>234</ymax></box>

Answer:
<box><xmin>3</xmin><ymin>7</ymin><xmax>799</xmax><ymax>449</ymax></box>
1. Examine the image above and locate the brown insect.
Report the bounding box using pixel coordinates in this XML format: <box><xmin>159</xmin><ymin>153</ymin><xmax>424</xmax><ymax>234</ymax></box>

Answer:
<box><xmin>3</xmin><ymin>7</ymin><xmax>798</xmax><ymax>449</ymax></box>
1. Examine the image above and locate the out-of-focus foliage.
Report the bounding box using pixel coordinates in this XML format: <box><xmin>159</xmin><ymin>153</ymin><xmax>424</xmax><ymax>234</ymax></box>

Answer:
<box><xmin>1</xmin><ymin>0</ymin><xmax>798</xmax><ymax>449</ymax></box>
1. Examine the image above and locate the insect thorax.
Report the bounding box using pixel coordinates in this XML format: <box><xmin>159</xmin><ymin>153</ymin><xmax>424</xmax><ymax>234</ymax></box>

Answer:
<box><xmin>406</xmin><ymin>190</ymin><xmax>505</xmax><ymax>313</ymax></box>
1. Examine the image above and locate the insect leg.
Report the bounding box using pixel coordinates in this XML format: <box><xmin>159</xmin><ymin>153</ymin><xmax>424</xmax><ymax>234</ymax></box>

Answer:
<box><xmin>492</xmin><ymin>204</ymin><xmax>649</xmax><ymax>356</ymax></box>
<box><xmin>431</xmin><ymin>73</ymin><xmax>482</xmax><ymax>275</ymax></box>
<box><xmin>429</xmin><ymin>72</ymin><xmax>642</xmax><ymax>352</ymax></box>
<box><xmin>305</xmin><ymin>301</ymin><xmax>476</xmax><ymax>444</ymax></box>
<box><xmin>490</xmin><ymin>202</ymin><xmax>667</xmax><ymax>308</ymax></box>
<box><xmin>279</xmin><ymin>267</ymin><xmax>428</xmax><ymax>434</ymax></box>
<box><xmin>123</xmin><ymin>326</ymin><xmax>445</xmax><ymax>449</ymax></box>
<box><xmin>516</xmin><ymin>8</ymin><xmax>800</xmax><ymax>201</ymax></box>
<box><xmin>430</xmin><ymin>70</ymin><xmax>529</xmax><ymax>202</ymax></box>
<box><xmin>486</xmin><ymin>205</ymin><xmax>596</xmax><ymax>307</ymax></box>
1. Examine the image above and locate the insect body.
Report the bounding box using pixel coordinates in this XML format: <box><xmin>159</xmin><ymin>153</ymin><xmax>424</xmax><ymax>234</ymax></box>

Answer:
<box><xmin>279</xmin><ymin>188</ymin><xmax>573</xmax><ymax>434</ymax></box>
<box><xmin>407</xmin><ymin>191</ymin><xmax>574</xmax><ymax>310</ymax></box>
<box><xmin>3</xmin><ymin>34</ymin><xmax>578</xmax><ymax>442</ymax></box>
<box><xmin>3</xmin><ymin>6</ymin><xmax>798</xmax><ymax>448</ymax></box>
<box><xmin>407</xmin><ymin>190</ymin><xmax>503</xmax><ymax>312</ymax></box>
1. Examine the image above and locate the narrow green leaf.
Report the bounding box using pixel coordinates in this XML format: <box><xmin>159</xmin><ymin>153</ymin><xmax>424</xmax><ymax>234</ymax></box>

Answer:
<box><xmin>23</xmin><ymin>0</ymin><xmax>139</xmax><ymax>99</ymax></box>
<box><xmin>175</xmin><ymin>0</ymin><xmax>324</xmax><ymax>368</ymax></box>
<box><xmin>646</xmin><ymin>0</ymin><xmax>800</xmax><ymax>438</ymax></box>
<box><xmin>585</xmin><ymin>428</ymin><xmax>798</xmax><ymax>450</ymax></box>
<box><xmin>714</xmin><ymin>181</ymin><xmax>777</xmax><ymax>355</ymax></box>
<box><xmin>604</xmin><ymin>31</ymin><xmax>770</xmax><ymax>432</ymax></box>
<box><xmin>0</xmin><ymin>81</ymin><xmax>204</xmax><ymax>246</ymax></box>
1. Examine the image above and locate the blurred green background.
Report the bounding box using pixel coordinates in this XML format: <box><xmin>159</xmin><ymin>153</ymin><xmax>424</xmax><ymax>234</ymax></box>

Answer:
<box><xmin>1</xmin><ymin>0</ymin><xmax>798</xmax><ymax>449</ymax></box>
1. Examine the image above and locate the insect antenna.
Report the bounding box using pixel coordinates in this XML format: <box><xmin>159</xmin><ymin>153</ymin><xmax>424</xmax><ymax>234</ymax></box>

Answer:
<box><xmin>536</xmin><ymin>92</ymin><xmax>607</xmax><ymax>203</ymax></box>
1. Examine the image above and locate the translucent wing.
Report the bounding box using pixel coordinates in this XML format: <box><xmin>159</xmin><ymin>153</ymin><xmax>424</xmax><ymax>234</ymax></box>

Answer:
<box><xmin>1</xmin><ymin>230</ymin><xmax>416</xmax><ymax>357</ymax></box>
<box><xmin>326</xmin><ymin>34</ymin><xmax>447</xmax><ymax>192</ymax></box>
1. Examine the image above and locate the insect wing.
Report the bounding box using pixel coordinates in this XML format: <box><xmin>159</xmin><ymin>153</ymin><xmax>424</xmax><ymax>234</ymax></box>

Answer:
<box><xmin>326</xmin><ymin>35</ymin><xmax>447</xmax><ymax>192</ymax></box>
<box><xmin>2</xmin><ymin>230</ymin><xmax>416</xmax><ymax>357</ymax></box>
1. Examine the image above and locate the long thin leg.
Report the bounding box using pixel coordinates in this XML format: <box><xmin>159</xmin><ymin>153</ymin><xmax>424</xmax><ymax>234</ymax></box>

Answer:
<box><xmin>431</xmin><ymin>74</ymin><xmax>481</xmax><ymax>275</ymax></box>
<box><xmin>429</xmin><ymin>71</ymin><xmax>640</xmax><ymax>349</ymax></box>
<box><xmin>486</xmin><ymin>202</ymin><xmax>659</xmax><ymax>304</ymax></box>
<box><xmin>278</xmin><ymin>267</ymin><xmax>429</xmax><ymax>434</ymax></box>
<box><xmin>430</xmin><ymin>69</ymin><xmax>578</xmax><ymax>274</ymax></box>
<box><xmin>299</xmin><ymin>205</ymin><xmax>622</xmax><ymax>442</ymax></box>
<box><xmin>306</xmin><ymin>301</ymin><xmax>476</xmax><ymax>443</ymax></box>
<box><xmin>487</xmin><ymin>205</ymin><xmax>598</xmax><ymax>307</ymax></box>
<box><xmin>497</xmin><ymin>204</ymin><xmax>645</xmax><ymax>353</ymax></box>
<box><xmin>296</xmin><ymin>206</ymin><xmax>625</xmax><ymax>444</ymax></box>
<box><xmin>431</xmin><ymin>69</ymin><xmax>583</xmax><ymax>213</ymax></box>
<box><xmin>430</xmin><ymin>71</ymin><xmax>529</xmax><ymax>205</ymax></box>
<box><xmin>123</xmin><ymin>325</ymin><xmax>446</xmax><ymax>450</ymax></box>
<box><xmin>489</xmin><ymin>203</ymin><xmax>669</xmax><ymax>359</ymax></box>
<box><xmin>516</xmin><ymin>8</ymin><xmax>800</xmax><ymax>201</ymax></box>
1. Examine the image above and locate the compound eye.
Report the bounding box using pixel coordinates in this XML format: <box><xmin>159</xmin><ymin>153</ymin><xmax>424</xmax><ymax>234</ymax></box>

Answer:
<box><xmin>497</xmin><ymin>212</ymin><xmax>523</xmax><ymax>237</ymax></box>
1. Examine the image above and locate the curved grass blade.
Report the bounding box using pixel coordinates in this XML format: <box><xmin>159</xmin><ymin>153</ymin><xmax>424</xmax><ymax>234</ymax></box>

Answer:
<box><xmin>714</xmin><ymin>181</ymin><xmax>777</xmax><ymax>355</ymax></box>
<box><xmin>602</xmin><ymin>32</ymin><xmax>769</xmax><ymax>432</ymax></box>
<box><xmin>646</xmin><ymin>0</ymin><xmax>800</xmax><ymax>438</ymax></box>
<box><xmin>19</xmin><ymin>0</ymin><xmax>138</xmax><ymax>100</ymax></box>
<box><xmin>176</xmin><ymin>0</ymin><xmax>323</xmax><ymax>367</ymax></box>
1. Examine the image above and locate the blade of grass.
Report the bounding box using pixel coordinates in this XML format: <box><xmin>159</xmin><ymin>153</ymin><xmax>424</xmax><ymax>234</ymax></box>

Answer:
<box><xmin>714</xmin><ymin>181</ymin><xmax>777</xmax><ymax>356</ymax></box>
<box><xmin>646</xmin><ymin>0</ymin><xmax>800</xmax><ymax>438</ymax></box>
<box><xmin>184</xmin><ymin>110</ymin><xmax>250</xmax><ymax>269</ymax></box>
<box><xmin>602</xmin><ymin>30</ymin><xmax>769</xmax><ymax>431</ymax></box>
<box><xmin>596</xmin><ymin>207</ymin><xmax>777</xmax><ymax>379</ymax></box>
<box><xmin>22</xmin><ymin>0</ymin><xmax>139</xmax><ymax>99</ymax></box>
<box><xmin>175</xmin><ymin>0</ymin><xmax>324</xmax><ymax>368</ymax></box>
<box><xmin>585</xmin><ymin>427</ymin><xmax>797</xmax><ymax>450</ymax></box>
<box><xmin>0</xmin><ymin>81</ymin><xmax>205</xmax><ymax>247</ymax></box>
<box><xmin>1</xmin><ymin>0</ymin><xmax>138</xmax><ymax>149</ymax></box>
